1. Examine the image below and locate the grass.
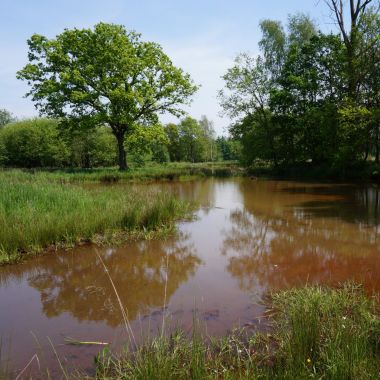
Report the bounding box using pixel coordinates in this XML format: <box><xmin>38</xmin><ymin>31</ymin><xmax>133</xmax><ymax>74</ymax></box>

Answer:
<box><xmin>0</xmin><ymin>170</ymin><xmax>192</xmax><ymax>264</ymax></box>
<box><xmin>89</xmin><ymin>284</ymin><xmax>380</xmax><ymax>380</ymax></box>
<box><xmin>269</xmin><ymin>283</ymin><xmax>380</xmax><ymax>379</ymax></box>
<box><xmin>3</xmin><ymin>161</ymin><xmax>242</xmax><ymax>184</ymax></box>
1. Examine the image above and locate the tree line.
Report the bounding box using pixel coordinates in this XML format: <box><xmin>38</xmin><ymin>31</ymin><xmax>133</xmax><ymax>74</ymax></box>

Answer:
<box><xmin>219</xmin><ymin>0</ymin><xmax>380</xmax><ymax>175</ymax></box>
<box><xmin>0</xmin><ymin>115</ymin><xmax>239</xmax><ymax>168</ymax></box>
<box><xmin>7</xmin><ymin>1</ymin><xmax>380</xmax><ymax>174</ymax></box>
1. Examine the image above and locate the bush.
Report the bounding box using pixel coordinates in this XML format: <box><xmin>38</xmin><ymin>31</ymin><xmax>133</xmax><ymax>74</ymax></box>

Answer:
<box><xmin>64</xmin><ymin>126</ymin><xmax>117</xmax><ymax>168</ymax></box>
<box><xmin>0</xmin><ymin>118</ymin><xmax>69</xmax><ymax>167</ymax></box>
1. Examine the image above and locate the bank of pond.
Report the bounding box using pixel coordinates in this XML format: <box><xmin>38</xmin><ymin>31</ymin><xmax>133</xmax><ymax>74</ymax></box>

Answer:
<box><xmin>1</xmin><ymin>285</ymin><xmax>379</xmax><ymax>379</ymax></box>
<box><xmin>0</xmin><ymin>170</ymin><xmax>380</xmax><ymax>378</ymax></box>
<box><xmin>93</xmin><ymin>284</ymin><xmax>380</xmax><ymax>380</ymax></box>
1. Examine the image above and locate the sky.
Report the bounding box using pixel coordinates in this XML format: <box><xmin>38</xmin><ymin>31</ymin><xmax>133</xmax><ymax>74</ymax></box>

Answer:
<box><xmin>0</xmin><ymin>0</ymin><xmax>334</xmax><ymax>135</ymax></box>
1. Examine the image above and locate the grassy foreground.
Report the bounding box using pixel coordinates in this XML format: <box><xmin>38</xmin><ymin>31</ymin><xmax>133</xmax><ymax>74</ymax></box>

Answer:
<box><xmin>0</xmin><ymin>171</ymin><xmax>191</xmax><ymax>264</ymax></box>
<box><xmin>91</xmin><ymin>284</ymin><xmax>380</xmax><ymax>380</ymax></box>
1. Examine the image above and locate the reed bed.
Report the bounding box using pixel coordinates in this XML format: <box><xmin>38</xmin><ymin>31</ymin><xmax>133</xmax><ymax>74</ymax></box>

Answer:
<box><xmin>0</xmin><ymin>171</ymin><xmax>191</xmax><ymax>264</ymax></box>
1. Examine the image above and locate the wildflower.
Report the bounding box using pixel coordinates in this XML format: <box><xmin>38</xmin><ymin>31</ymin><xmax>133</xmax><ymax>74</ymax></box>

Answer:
<box><xmin>307</xmin><ymin>358</ymin><xmax>312</xmax><ymax>364</ymax></box>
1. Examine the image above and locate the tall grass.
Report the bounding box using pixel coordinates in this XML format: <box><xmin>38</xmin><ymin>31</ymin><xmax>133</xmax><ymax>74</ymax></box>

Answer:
<box><xmin>0</xmin><ymin>162</ymin><xmax>240</xmax><ymax>184</ymax></box>
<box><xmin>270</xmin><ymin>283</ymin><xmax>380</xmax><ymax>379</ymax></box>
<box><xmin>0</xmin><ymin>171</ymin><xmax>191</xmax><ymax>264</ymax></box>
<box><xmin>91</xmin><ymin>284</ymin><xmax>380</xmax><ymax>379</ymax></box>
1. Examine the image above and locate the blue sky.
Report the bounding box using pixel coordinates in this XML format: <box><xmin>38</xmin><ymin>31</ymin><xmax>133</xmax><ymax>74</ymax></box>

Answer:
<box><xmin>0</xmin><ymin>0</ymin><xmax>334</xmax><ymax>135</ymax></box>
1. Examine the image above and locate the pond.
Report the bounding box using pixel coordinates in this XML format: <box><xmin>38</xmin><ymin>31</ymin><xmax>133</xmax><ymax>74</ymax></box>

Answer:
<box><xmin>1</xmin><ymin>178</ymin><xmax>379</xmax><ymax>377</ymax></box>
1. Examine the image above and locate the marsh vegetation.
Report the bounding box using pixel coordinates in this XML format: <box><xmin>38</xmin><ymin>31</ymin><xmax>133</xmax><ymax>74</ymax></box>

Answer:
<box><xmin>0</xmin><ymin>170</ymin><xmax>191</xmax><ymax>264</ymax></box>
<box><xmin>91</xmin><ymin>284</ymin><xmax>380</xmax><ymax>379</ymax></box>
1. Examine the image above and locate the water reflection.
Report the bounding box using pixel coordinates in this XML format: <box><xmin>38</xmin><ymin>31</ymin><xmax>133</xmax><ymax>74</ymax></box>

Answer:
<box><xmin>1</xmin><ymin>178</ymin><xmax>380</xmax><ymax>377</ymax></box>
<box><xmin>279</xmin><ymin>183</ymin><xmax>380</xmax><ymax>225</ymax></box>
<box><xmin>2</xmin><ymin>233</ymin><xmax>201</xmax><ymax>326</ymax></box>
<box><xmin>222</xmin><ymin>180</ymin><xmax>380</xmax><ymax>293</ymax></box>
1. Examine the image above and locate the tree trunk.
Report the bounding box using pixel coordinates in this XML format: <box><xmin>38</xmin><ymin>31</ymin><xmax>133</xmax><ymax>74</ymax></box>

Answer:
<box><xmin>376</xmin><ymin>124</ymin><xmax>379</xmax><ymax>163</ymax></box>
<box><xmin>116</xmin><ymin>133</ymin><xmax>128</xmax><ymax>171</ymax></box>
<box><xmin>326</xmin><ymin>0</ymin><xmax>374</xmax><ymax>102</ymax></box>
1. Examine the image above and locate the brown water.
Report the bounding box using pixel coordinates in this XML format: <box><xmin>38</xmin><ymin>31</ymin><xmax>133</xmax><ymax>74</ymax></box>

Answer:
<box><xmin>1</xmin><ymin>178</ymin><xmax>380</xmax><ymax>377</ymax></box>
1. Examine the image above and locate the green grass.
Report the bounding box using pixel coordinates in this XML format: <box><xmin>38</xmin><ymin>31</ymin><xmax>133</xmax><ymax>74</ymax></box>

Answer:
<box><xmin>91</xmin><ymin>284</ymin><xmax>380</xmax><ymax>380</ymax></box>
<box><xmin>2</xmin><ymin>161</ymin><xmax>241</xmax><ymax>184</ymax></box>
<box><xmin>270</xmin><ymin>283</ymin><xmax>380</xmax><ymax>379</ymax></box>
<box><xmin>0</xmin><ymin>170</ymin><xmax>192</xmax><ymax>264</ymax></box>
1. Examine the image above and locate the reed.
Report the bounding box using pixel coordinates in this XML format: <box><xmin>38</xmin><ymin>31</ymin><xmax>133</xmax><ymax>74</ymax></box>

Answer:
<box><xmin>0</xmin><ymin>171</ymin><xmax>191</xmax><ymax>264</ymax></box>
<box><xmin>92</xmin><ymin>284</ymin><xmax>380</xmax><ymax>379</ymax></box>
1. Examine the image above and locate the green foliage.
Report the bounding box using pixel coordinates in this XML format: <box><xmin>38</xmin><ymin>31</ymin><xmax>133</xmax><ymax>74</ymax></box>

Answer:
<box><xmin>177</xmin><ymin>117</ymin><xmax>207</xmax><ymax>162</ymax></box>
<box><xmin>165</xmin><ymin>123</ymin><xmax>182</xmax><ymax>162</ymax></box>
<box><xmin>0</xmin><ymin>138</ymin><xmax>6</xmax><ymax>165</ymax></box>
<box><xmin>338</xmin><ymin>105</ymin><xmax>374</xmax><ymax>162</ymax></box>
<box><xmin>215</xmin><ymin>137</ymin><xmax>241</xmax><ymax>161</ymax></box>
<box><xmin>287</xmin><ymin>13</ymin><xmax>317</xmax><ymax>46</ymax></box>
<box><xmin>63</xmin><ymin>126</ymin><xmax>117</xmax><ymax>168</ymax></box>
<box><xmin>271</xmin><ymin>284</ymin><xmax>380</xmax><ymax>379</ymax></box>
<box><xmin>220</xmin><ymin>8</ymin><xmax>380</xmax><ymax>173</ymax></box>
<box><xmin>164</xmin><ymin>117</ymin><xmax>217</xmax><ymax>163</ymax></box>
<box><xmin>0</xmin><ymin>118</ymin><xmax>69</xmax><ymax>167</ymax></box>
<box><xmin>0</xmin><ymin>119</ymin><xmax>118</xmax><ymax>168</ymax></box>
<box><xmin>17</xmin><ymin>22</ymin><xmax>198</xmax><ymax>169</ymax></box>
<box><xmin>0</xmin><ymin>109</ymin><xmax>16</xmax><ymax>127</ymax></box>
<box><xmin>126</xmin><ymin>124</ymin><xmax>169</xmax><ymax>165</ymax></box>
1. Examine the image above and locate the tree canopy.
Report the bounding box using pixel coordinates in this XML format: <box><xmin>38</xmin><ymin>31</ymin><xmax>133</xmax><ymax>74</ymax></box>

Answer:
<box><xmin>17</xmin><ymin>22</ymin><xmax>198</xmax><ymax>169</ymax></box>
<box><xmin>219</xmin><ymin>3</ymin><xmax>380</xmax><ymax>174</ymax></box>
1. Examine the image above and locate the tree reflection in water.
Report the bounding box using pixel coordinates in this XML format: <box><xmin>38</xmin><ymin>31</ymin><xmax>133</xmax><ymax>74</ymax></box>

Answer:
<box><xmin>222</xmin><ymin>182</ymin><xmax>380</xmax><ymax>293</ymax></box>
<box><xmin>3</xmin><ymin>232</ymin><xmax>201</xmax><ymax>326</ymax></box>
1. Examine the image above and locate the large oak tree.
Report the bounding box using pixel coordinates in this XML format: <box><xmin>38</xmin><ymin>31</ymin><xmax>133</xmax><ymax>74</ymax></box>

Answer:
<box><xmin>17</xmin><ymin>23</ymin><xmax>197</xmax><ymax>170</ymax></box>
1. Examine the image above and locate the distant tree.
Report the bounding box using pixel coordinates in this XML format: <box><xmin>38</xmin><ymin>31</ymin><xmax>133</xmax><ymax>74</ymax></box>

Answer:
<box><xmin>165</xmin><ymin>123</ymin><xmax>182</xmax><ymax>162</ymax></box>
<box><xmin>178</xmin><ymin>117</ymin><xmax>207</xmax><ymax>162</ymax></box>
<box><xmin>63</xmin><ymin>126</ymin><xmax>117</xmax><ymax>168</ymax></box>
<box><xmin>0</xmin><ymin>138</ymin><xmax>6</xmax><ymax>165</ymax></box>
<box><xmin>259</xmin><ymin>19</ymin><xmax>286</xmax><ymax>80</ymax></box>
<box><xmin>17</xmin><ymin>23</ymin><xmax>197</xmax><ymax>170</ymax></box>
<box><xmin>287</xmin><ymin>13</ymin><xmax>317</xmax><ymax>46</ymax></box>
<box><xmin>271</xmin><ymin>33</ymin><xmax>345</xmax><ymax>164</ymax></box>
<box><xmin>216</xmin><ymin>137</ymin><xmax>241</xmax><ymax>161</ymax></box>
<box><xmin>325</xmin><ymin>0</ymin><xmax>376</xmax><ymax>100</ymax></box>
<box><xmin>126</xmin><ymin>124</ymin><xmax>169</xmax><ymax>165</ymax></box>
<box><xmin>357</xmin><ymin>7</ymin><xmax>380</xmax><ymax>161</ymax></box>
<box><xmin>219</xmin><ymin>54</ymin><xmax>279</xmax><ymax>165</ymax></box>
<box><xmin>0</xmin><ymin>109</ymin><xmax>16</xmax><ymax>127</ymax></box>
<box><xmin>198</xmin><ymin>116</ymin><xmax>217</xmax><ymax>161</ymax></box>
<box><xmin>0</xmin><ymin>119</ymin><xmax>69</xmax><ymax>168</ymax></box>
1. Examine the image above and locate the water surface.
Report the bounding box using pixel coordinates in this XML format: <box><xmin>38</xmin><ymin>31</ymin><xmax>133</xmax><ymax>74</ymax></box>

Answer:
<box><xmin>1</xmin><ymin>178</ymin><xmax>379</xmax><ymax>377</ymax></box>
